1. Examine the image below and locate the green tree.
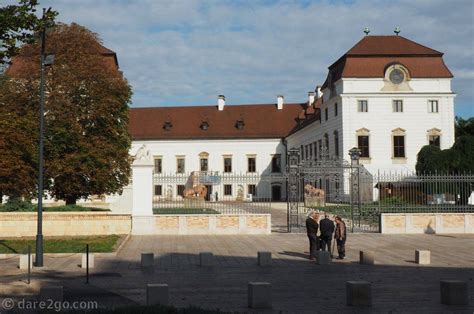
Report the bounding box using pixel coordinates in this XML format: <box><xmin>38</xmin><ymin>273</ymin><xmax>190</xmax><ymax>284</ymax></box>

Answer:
<box><xmin>3</xmin><ymin>23</ymin><xmax>132</xmax><ymax>204</ymax></box>
<box><xmin>0</xmin><ymin>0</ymin><xmax>57</xmax><ymax>64</ymax></box>
<box><xmin>455</xmin><ymin>116</ymin><xmax>474</xmax><ymax>138</ymax></box>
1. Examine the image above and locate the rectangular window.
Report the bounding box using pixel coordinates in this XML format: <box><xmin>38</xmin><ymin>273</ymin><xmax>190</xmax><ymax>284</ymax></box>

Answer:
<box><xmin>248</xmin><ymin>184</ymin><xmax>257</xmax><ymax>197</ymax></box>
<box><xmin>325</xmin><ymin>107</ymin><xmax>328</xmax><ymax>121</ymax></box>
<box><xmin>309</xmin><ymin>144</ymin><xmax>313</xmax><ymax>159</ymax></box>
<box><xmin>429</xmin><ymin>135</ymin><xmax>440</xmax><ymax>147</ymax></box>
<box><xmin>176</xmin><ymin>157</ymin><xmax>185</xmax><ymax>174</ymax></box>
<box><xmin>271</xmin><ymin>154</ymin><xmax>281</xmax><ymax>173</ymax></box>
<box><xmin>224</xmin><ymin>184</ymin><xmax>232</xmax><ymax>196</ymax></box>
<box><xmin>334</xmin><ymin>133</ymin><xmax>339</xmax><ymax>157</ymax></box>
<box><xmin>334</xmin><ymin>103</ymin><xmax>338</xmax><ymax>116</ymax></box>
<box><xmin>393</xmin><ymin>100</ymin><xmax>403</xmax><ymax>112</ymax></box>
<box><xmin>177</xmin><ymin>185</ymin><xmax>185</xmax><ymax>196</ymax></box>
<box><xmin>393</xmin><ymin>135</ymin><xmax>405</xmax><ymax>158</ymax></box>
<box><xmin>247</xmin><ymin>157</ymin><xmax>256</xmax><ymax>173</ymax></box>
<box><xmin>200</xmin><ymin>158</ymin><xmax>208</xmax><ymax>171</ymax></box>
<box><xmin>428</xmin><ymin>100</ymin><xmax>439</xmax><ymax>113</ymax></box>
<box><xmin>324</xmin><ymin>134</ymin><xmax>329</xmax><ymax>151</ymax></box>
<box><xmin>154</xmin><ymin>185</ymin><xmax>162</xmax><ymax>196</ymax></box>
<box><xmin>313</xmin><ymin>142</ymin><xmax>317</xmax><ymax>160</ymax></box>
<box><xmin>300</xmin><ymin>145</ymin><xmax>304</xmax><ymax>160</ymax></box>
<box><xmin>318</xmin><ymin>140</ymin><xmax>322</xmax><ymax>158</ymax></box>
<box><xmin>224</xmin><ymin>157</ymin><xmax>232</xmax><ymax>173</ymax></box>
<box><xmin>154</xmin><ymin>157</ymin><xmax>162</xmax><ymax>174</ymax></box>
<box><xmin>305</xmin><ymin>145</ymin><xmax>309</xmax><ymax>160</ymax></box>
<box><xmin>358</xmin><ymin>100</ymin><xmax>368</xmax><ymax>112</ymax></box>
<box><xmin>358</xmin><ymin>136</ymin><xmax>370</xmax><ymax>158</ymax></box>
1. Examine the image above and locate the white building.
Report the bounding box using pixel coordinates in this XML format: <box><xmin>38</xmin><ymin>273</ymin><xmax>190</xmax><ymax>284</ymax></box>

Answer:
<box><xmin>126</xmin><ymin>35</ymin><xmax>455</xmax><ymax>203</ymax></box>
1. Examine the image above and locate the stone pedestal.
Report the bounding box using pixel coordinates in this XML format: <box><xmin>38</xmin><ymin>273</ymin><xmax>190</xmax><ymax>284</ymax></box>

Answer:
<box><xmin>131</xmin><ymin>145</ymin><xmax>154</xmax><ymax>234</ymax></box>
<box><xmin>316</xmin><ymin>251</ymin><xmax>331</xmax><ymax>265</ymax></box>
<box><xmin>415</xmin><ymin>250</ymin><xmax>430</xmax><ymax>265</ymax></box>
<box><xmin>346</xmin><ymin>281</ymin><xmax>372</xmax><ymax>306</ymax></box>
<box><xmin>440</xmin><ymin>280</ymin><xmax>468</xmax><ymax>305</ymax></box>
<box><xmin>359</xmin><ymin>251</ymin><xmax>375</xmax><ymax>265</ymax></box>
<box><xmin>81</xmin><ymin>253</ymin><xmax>95</xmax><ymax>268</ymax></box>
<box><xmin>147</xmin><ymin>284</ymin><xmax>169</xmax><ymax>306</ymax></box>
<box><xmin>248</xmin><ymin>282</ymin><xmax>272</xmax><ymax>309</ymax></box>
<box><xmin>141</xmin><ymin>253</ymin><xmax>154</xmax><ymax>268</ymax></box>
<box><xmin>199</xmin><ymin>252</ymin><xmax>214</xmax><ymax>266</ymax></box>
<box><xmin>258</xmin><ymin>252</ymin><xmax>272</xmax><ymax>266</ymax></box>
<box><xmin>39</xmin><ymin>286</ymin><xmax>63</xmax><ymax>302</ymax></box>
<box><xmin>19</xmin><ymin>254</ymin><xmax>33</xmax><ymax>270</ymax></box>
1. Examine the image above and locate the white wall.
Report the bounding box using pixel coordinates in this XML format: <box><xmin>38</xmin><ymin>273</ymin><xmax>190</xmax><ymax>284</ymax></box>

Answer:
<box><xmin>341</xmin><ymin>77</ymin><xmax>455</xmax><ymax>174</ymax></box>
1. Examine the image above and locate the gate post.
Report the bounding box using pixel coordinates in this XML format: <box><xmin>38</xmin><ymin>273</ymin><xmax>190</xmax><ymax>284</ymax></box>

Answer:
<box><xmin>349</xmin><ymin>148</ymin><xmax>362</xmax><ymax>233</ymax></box>
<box><xmin>131</xmin><ymin>144</ymin><xmax>155</xmax><ymax>235</ymax></box>
<box><xmin>287</xmin><ymin>148</ymin><xmax>300</xmax><ymax>232</ymax></box>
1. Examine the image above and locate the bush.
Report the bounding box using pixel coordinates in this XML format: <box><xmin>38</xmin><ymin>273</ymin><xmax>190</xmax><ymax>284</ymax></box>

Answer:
<box><xmin>0</xmin><ymin>201</ymin><xmax>108</xmax><ymax>212</ymax></box>
<box><xmin>0</xmin><ymin>199</ymin><xmax>35</xmax><ymax>212</ymax></box>
<box><xmin>65</xmin><ymin>304</ymin><xmax>226</xmax><ymax>314</ymax></box>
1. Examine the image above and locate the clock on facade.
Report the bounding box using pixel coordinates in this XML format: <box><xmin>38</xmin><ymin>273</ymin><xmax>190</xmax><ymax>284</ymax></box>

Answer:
<box><xmin>389</xmin><ymin>68</ymin><xmax>405</xmax><ymax>84</ymax></box>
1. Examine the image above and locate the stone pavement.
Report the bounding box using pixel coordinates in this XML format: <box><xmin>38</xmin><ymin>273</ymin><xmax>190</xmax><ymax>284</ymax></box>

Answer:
<box><xmin>0</xmin><ymin>233</ymin><xmax>473</xmax><ymax>313</ymax></box>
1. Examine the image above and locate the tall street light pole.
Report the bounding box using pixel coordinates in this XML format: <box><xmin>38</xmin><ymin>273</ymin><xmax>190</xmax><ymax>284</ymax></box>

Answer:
<box><xmin>36</xmin><ymin>8</ymin><xmax>55</xmax><ymax>267</ymax></box>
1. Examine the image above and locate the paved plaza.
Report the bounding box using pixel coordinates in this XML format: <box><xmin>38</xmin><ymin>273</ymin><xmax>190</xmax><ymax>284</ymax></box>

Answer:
<box><xmin>1</xmin><ymin>233</ymin><xmax>473</xmax><ymax>313</ymax></box>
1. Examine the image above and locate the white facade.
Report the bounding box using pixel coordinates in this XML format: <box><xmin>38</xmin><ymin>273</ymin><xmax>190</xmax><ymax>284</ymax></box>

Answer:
<box><xmin>286</xmin><ymin>76</ymin><xmax>455</xmax><ymax>174</ymax></box>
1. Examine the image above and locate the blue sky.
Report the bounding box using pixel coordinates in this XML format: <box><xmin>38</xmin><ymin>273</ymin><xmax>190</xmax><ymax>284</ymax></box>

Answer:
<box><xmin>29</xmin><ymin>0</ymin><xmax>474</xmax><ymax>117</ymax></box>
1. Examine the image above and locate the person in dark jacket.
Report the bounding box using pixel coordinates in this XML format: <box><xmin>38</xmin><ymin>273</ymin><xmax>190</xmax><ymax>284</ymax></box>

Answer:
<box><xmin>334</xmin><ymin>216</ymin><xmax>347</xmax><ymax>259</ymax></box>
<box><xmin>305</xmin><ymin>211</ymin><xmax>320</xmax><ymax>260</ymax></box>
<box><xmin>319</xmin><ymin>214</ymin><xmax>335</xmax><ymax>256</ymax></box>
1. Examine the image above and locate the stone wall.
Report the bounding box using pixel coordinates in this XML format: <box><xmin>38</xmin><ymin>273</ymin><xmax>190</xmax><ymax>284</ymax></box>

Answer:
<box><xmin>0</xmin><ymin>212</ymin><xmax>131</xmax><ymax>237</ymax></box>
<box><xmin>132</xmin><ymin>214</ymin><xmax>271</xmax><ymax>235</ymax></box>
<box><xmin>381</xmin><ymin>213</ymin><xmax>474</xmax><ymax>234</ymax></box>
<box><xmin>0</xmin><ymin>212</ymin><xmax>271</xmax><ymax>237</ymax></box>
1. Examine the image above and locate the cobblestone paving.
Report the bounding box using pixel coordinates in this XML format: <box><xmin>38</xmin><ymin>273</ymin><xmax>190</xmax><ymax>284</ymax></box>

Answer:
<box><xmin>1</xmin><ymin>233</ymin><xmax>473</xmax><ymax>313</ymax></box>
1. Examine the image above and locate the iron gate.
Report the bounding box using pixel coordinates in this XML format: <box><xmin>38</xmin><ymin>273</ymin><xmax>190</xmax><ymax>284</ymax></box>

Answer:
<box><xmin>286</xmin><ymin>147</ymin><xmax>379</xmax><ymax>233</ymax></box>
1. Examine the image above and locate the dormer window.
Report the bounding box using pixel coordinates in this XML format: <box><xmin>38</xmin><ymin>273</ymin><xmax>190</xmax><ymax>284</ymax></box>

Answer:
<box><xmin>200</xmin><ymin>121</ymin><xmax>209</xmax><ymax>131</ymax></box>
<box><xmin>235</xmin><ymin>120</ymin><xmax>245</xmax><ymax>130</ymax></box>
<box><xmin>163</xmin><ymin>121</ymin><xmax>172</xmax><ymax>131</ymax></box>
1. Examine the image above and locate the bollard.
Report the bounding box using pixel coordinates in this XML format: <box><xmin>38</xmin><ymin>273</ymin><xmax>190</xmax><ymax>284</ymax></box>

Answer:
<box><xmin>316</xmin><ymin>251</ymin><xmax>331</xmax><ymax>265</ymax></box>
<box><xmin>346</xmin><ymin>281</ymin><xmax>372</xmax><ymax>306</ymax></box>
<box><xmin>141</xmin><ymin>253</ymin><xmax>154</xmax><ymax>268</ymax></box>
<box><xmin>146</xmin><ymin>284</ymin><xmax>169</xmax><ymax>306</ymax></box>
<box><xmin>440</xmin><ymin>280</ymin><xmax>468</xmax><ymax>305</ymax></box>
<box><xmin>40</xmin><ymin>286</ymin><xmax>63</xmax><ymax>302</ymax></box>
<box><xmin>82</xmin><ymin>253</ymin><xmax>95</xmax><ymax>269</ymax></box>
<box><xmin>359</xmin><ymin>251</ymin><xmax>375</xmax><ymax>265</ymax></box>
<box><xmin>257</xmin><ymin>252</ymin><xmax>272</xmax><ymax>266</ymax></box>
<box><xmin>248</xmin><ymin>282</ymin><xmax>272</xmax><ymax>309</ymax></box>
<box><xmin>19</xmin><ymin>254</ymin><xmax>33</xmax><ymax>270</ymax></box>
<box><xmin>415</xmin><ymin>250</ymin><xmax>430</xmax><ymax>265</ymax></box>
<box><xmin>199</xmin><ymin>252</ymin><xmax>214</xmax><ymax>266</ymax></box>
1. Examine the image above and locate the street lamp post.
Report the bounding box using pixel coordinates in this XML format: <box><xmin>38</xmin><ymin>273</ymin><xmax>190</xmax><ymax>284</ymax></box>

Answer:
<box><xmin>348</xmin><ymin>147</ymin><xmax>362</xmax><ymax>233</ymax></box>
<box><xmin>35</xmin><ymin>8</ymin><xmax>54</xmax><ymax>267</ymax></box>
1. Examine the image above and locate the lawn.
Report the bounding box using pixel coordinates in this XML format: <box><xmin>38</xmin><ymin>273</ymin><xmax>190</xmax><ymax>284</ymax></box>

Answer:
<box><xmin>0</xmin><ymin>202</ymin><xmax>109</xmax><ymax>212</ymax></box>
<box><xmin>153</xmin><ymin>208</ymin><xmax>220</xmax><ymax>215</ymax></box>
<box><xmin>0</xmin><ymin>235</ymin><xmax>122</xmax><ymax>254</ymax></box>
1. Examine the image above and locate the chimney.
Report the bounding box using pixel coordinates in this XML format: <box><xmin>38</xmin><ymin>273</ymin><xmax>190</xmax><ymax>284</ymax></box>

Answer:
<box><xmin>277</xmin><ymin>95</ymin><xmax>284</xmax><ymax>110</ymax></box>
<box><xmin>308</xmin><ymin>92</ymin><xmax>315</xmax><ymax>106</ymax></box>
<box><xmin>316</xmin><ymin>86</ymin><xmax>323</xmax><ymax>98</ymax></box>
<box><xmin>218</xmin><ymin>95</ymin><xmax>225</xmax><ymax>111</ymax></box>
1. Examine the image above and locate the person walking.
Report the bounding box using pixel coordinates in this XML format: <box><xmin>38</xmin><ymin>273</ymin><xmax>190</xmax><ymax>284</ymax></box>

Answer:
<box><xmin>319</xmin><ymin>214</ymin><xmax>335</xmax><ymax>256</ymax></box>
<box><xmin>305</xmin><ymin>211</ymin><xmax>320</xmax><ymax>260</ymax></box>
<box><xmin>334</xmin><ymin>216</ymin><xmax>347</xmax><ymax>259</ymax></box>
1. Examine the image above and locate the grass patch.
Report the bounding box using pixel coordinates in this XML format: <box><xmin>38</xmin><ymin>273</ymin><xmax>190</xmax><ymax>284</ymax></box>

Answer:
<box><xmin>153</xmin><ymin>208</ymin><xmax>220</xmax><ymax>215</ymax></box>
<box><xmin>0</xmin><ymin>235</ymin><xmax>121</xmax><ymax>254</ymax></box>
<box><xmin>0</xmin><ymin>200</ymin><xmax>109</xmax><ymax>212</ymax></box>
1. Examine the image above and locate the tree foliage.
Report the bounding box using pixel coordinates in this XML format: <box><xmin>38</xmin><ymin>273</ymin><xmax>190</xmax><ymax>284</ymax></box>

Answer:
<box><xmin>1</xmin><ymin>23</ymin><xmax>132</xmax><ymax>204</ymax></box>
<box><xmin>0</xmin><ymin>0</ymin><xmax>57</xmax><ymax>64</ymax></box>
<box><xmin>455</xmin><ymin>116</ymin><xmax>474</xmax><ymax>138</ymax></box>
<box><xmin>416</xmin><ymin>135</ymin><xmax>474</xmax><ymax>174</ymax></box>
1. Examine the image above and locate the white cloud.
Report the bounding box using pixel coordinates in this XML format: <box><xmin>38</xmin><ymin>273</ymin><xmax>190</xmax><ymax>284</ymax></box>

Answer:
<box><xmin>32</xmin><ymin>0</ymin><xmax>474</xmax><ymax>116</ymax></box>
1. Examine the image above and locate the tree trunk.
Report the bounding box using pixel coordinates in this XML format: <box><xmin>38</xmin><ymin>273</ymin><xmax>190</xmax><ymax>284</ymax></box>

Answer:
<box><xmin>65</xmin><ymin>196</ymin><xmax>77</xmax><ymax>206</ymax></box>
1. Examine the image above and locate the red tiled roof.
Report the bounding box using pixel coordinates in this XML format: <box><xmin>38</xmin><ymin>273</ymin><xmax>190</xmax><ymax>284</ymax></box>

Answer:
<box><xmin>321</xmin><ymin>36</ymin><xmax>452</xmax><ymax>89</ymax></box>
<box><xmin>129</xmin><ymin>103</ymin><xmax>306</xmax><ymax>140</ymax></box>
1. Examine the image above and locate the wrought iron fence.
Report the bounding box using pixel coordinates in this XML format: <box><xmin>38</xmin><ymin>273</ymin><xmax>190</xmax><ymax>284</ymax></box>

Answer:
<box><xmin>152</xmin><ymin>171</ymin><xmax>287</xmax><ymax>215</ymax></box>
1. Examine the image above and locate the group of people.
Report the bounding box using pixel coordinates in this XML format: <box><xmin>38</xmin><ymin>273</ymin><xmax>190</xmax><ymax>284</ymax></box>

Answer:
<box><xmin>305</xmin><ymin>211</ymin><xmax>347</xmax><ymax>260</ymax></box>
